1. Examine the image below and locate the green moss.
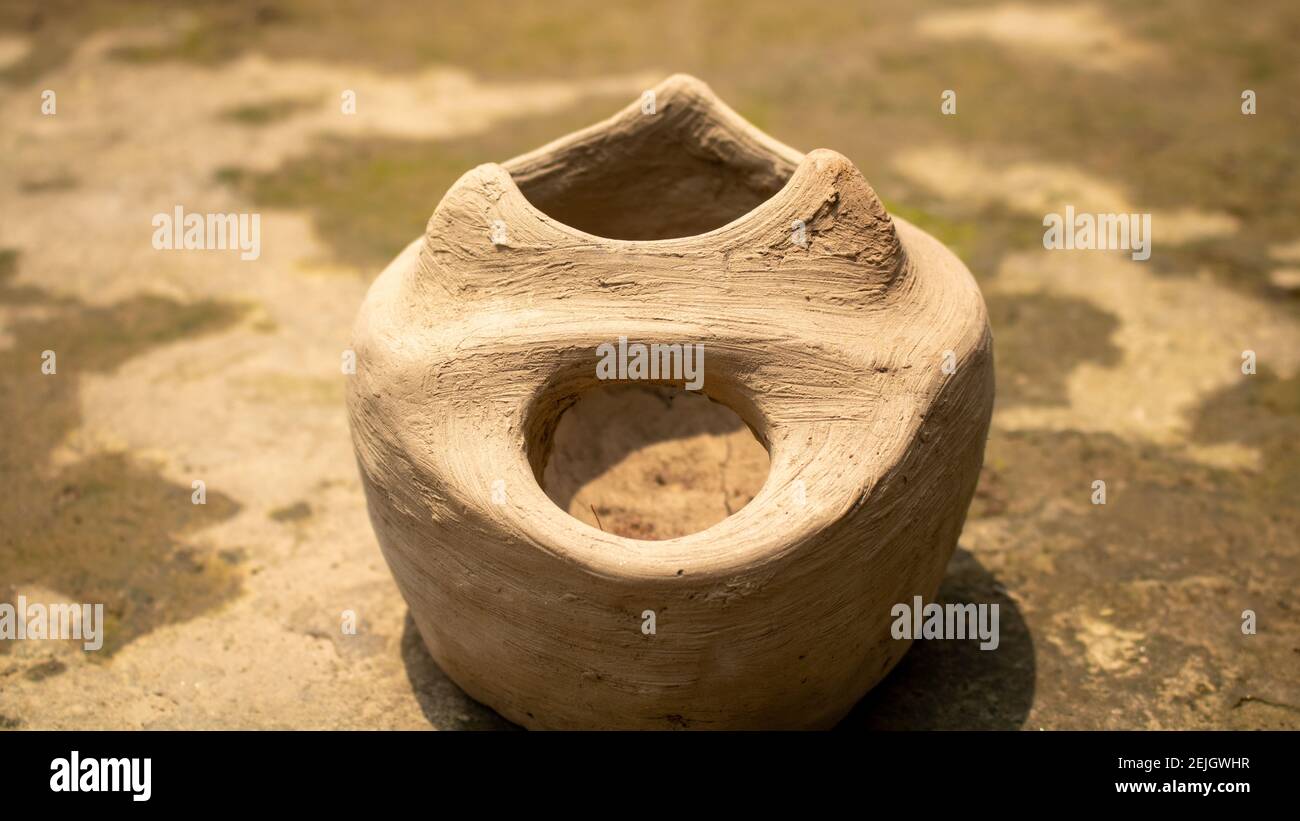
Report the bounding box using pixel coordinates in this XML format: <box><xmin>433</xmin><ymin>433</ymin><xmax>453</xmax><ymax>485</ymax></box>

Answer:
<box><xmin>986</xmin><ymin>293</ymin><xmax>1124</xmax><ymax>408</ymax></box>
<box><xmin>883</xmin><ymin>200</ymin><xmax>979</xmax><ymax>261</ymax></box>
<box><xmin>18</xmin><ymin>175</ymin><xmax>79</xmax><ymax>193</ymax></box>
<box><xmin>214</xmin><ymin>98</ymin><xmax>619</xmax><ymax>269</ymax></box>
<box><xmin>0</xmin><ymin>248</ymin><xmax>248</xmax><ymax>659</ymax></box>
<box><xmin>218</xmin><ymin>95</ymin><xmax>320</xmax><ymax>126</ymax></box>
<box><xmin>1190</xmin><ymin>370</ymin><xmax>1300</xmax><ymax>505</ymax></box>
<box><xmin>881</xmin><ymin>200</ymin><xmax>1042</xmax><ymax>284</ymax></box>
<box><xmin>269</xmin><ymin>501</ymin><xmax>313</xmax><ymax>523</ymax></box>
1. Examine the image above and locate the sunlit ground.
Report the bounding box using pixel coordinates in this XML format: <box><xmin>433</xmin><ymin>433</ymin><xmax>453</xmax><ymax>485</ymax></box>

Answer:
<box><xmin>1</xmin><ymin>0</ymin><xmax>1296</xmax><ymax>729</ymax></box>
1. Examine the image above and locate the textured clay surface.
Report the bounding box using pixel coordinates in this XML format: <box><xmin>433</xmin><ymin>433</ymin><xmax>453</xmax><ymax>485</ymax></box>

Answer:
<box><xmin>347</xmin><ymin>74</ymin><xmax>994</xmax><ymax>729</ymax></box>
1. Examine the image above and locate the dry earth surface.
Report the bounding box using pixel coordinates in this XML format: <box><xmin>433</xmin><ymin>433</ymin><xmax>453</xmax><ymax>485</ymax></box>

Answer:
<box><xmin>1</xmin><ymin>0</ymin><xmax>1297</xmax><ymax>729</ymax></box>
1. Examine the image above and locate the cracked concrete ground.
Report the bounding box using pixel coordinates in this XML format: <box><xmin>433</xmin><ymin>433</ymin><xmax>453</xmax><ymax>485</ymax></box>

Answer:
<box><xmin>1</xmin><ymin>1</ymin><xmax>1296</xmax><ymax>729</ymax></box>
